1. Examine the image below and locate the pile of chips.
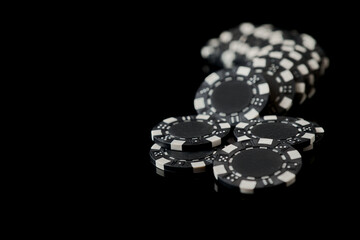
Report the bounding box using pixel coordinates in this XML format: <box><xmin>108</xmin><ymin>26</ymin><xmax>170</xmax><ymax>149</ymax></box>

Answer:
<box><xmin>150</xmin><ymin>23</ymin><xmax>327</xmax><ymax>194</ymax></box>
<box><xmin>201</xmin><ymin>22</ymin><xmax>329</xmax><ymax>110</ymax></box>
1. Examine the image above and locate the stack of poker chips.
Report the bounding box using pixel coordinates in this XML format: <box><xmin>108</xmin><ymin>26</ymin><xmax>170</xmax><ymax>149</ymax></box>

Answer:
<box><xmin>201</xmin><ymin>22</ymin><xmax>329</xmax><ymax>110</ymax></box>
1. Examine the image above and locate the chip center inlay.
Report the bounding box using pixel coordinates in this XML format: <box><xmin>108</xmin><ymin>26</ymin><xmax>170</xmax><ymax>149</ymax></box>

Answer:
<box><xmin>232</xmin><ymin>149</ymin><xmax>283</xmax><ymax>177</ymax></box>
<box><xmin>169</xmin><ymin>121</ymin><xmax>214</xmax><ymax>138</ymax></box>
<box><xmin>211</xmin><ymin>81</ymin><xmax>252</xmax><ymax>114</ymax></box>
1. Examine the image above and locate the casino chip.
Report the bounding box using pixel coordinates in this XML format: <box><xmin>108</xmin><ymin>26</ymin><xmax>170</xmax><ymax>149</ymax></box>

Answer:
<box><xmin>312</xmin><ymin>122</ymin><xmax>325</xmax><ymax>144</ymax></box>
<box><xmin>201</xmin><ymin>38</ymin><xmax>227</xmax><ymax>68</ymax></box>
<box><xmin>151</xmin><ymin>115</ymin><xmax>231</xmax><ymax>151</ymax></box>
<box><xmin>260</xmin><ymin>32</ymin><xmax>329</xmax><ymax>76</ymax></box>
<box><xmin>297</xmin><ymin>34</ymin><xmax>330</xmax><ymax>76</ymax></box>
<box><xmin>194</xmin><ymin>67</ymin><xmax>270</xmax><ymax>126</ymax></box>
<box><xmin>249</xmin><ymin>55</ymin><xmax>296</xmax><ymax>114</ymax></box>
<box><xmin>259</xmin><ymin>50</ymin><xmax>313</xmax><ymax>104</ymax></box>
<box><xmin>272</xmin><ymin>50</ymin><xmax>312</xmax><ymax>104</ymax></box>
<box><xmin>213</xmin><ymin>138</ymin><xmax>302</xmax><ymax>194</ymax></box>
<box><xmin>268</xmin><ymin>30</ymin><xmax>300</xmax><ymax>46</ymax></box>
<box><xmin>258</xmin><ymin>48</ymin><xmax>318</xmax><ymax>102</ymax></box>
<box><xmin>289</xmin><ymin>47</ymin><xmax>319</xmax><ymax>99</ymax></box>
<box><xmin>201</xmin><ymin>23</ymin><xmax>279</xmax><ymax>68</ymax></box>
<box><xmin>278</xmin><ymin>48</ymin><xmax>318</xmax><ymax>100</ymax></box>
<box><xmin>303</xmin><ymin>121</ymin><xmax>325</xmax><ymax>151</ymax></box>
<box><xmin>149</xmin><ymin>143</ymin><xmax>217</xmax><ymax>173</ymax></box>
<box><xmin>234</xmin><ymin>115</ymin><xmax>316</xmax><ymax>150</ymax></box>
<box><xmin>201</xmin><ymin>22</ymin><xmax>329</xmax><ymax>81</ymax></box>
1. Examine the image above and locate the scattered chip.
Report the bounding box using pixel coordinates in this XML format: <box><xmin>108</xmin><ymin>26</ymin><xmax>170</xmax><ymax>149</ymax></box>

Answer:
<box><xmin>213</xmin><ymin>138</ymin><xmax>302</xmax><ymax>194</ymax></box>
<box><xmin>151</xmin><ymin>115</ymin><xmax>231</xmax><ymax>151</ymax></box>
<box><xmin>234</xmin><ymin>115</ymin><xmax>316</xmax><ymax>150</ymax></box>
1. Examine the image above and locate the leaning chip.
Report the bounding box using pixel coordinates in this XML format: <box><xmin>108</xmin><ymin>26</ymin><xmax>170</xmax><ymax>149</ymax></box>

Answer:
<box><xmin>194</xmin><ymin>67</ymin><xmax>270</xmax><ymax>126</ymax></box>
<box><xmin>302</xmin><ymin>121</ymin><xmax>325</xmax><ymax>151</ymax></box>
<box><xmin>250</xmin><ymin>55</ymin><xmax>296</xmax><ymax>113</ymax></box>
<box><xmin>259</xmin><ymin>47</ymin><xmax>318</xmax><ymax>102</ymax></box>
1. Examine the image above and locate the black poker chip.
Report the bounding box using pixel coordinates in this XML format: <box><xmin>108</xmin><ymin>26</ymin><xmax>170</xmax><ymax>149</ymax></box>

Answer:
<box><xmin>258</xmin><ymin>48</ymin><xmax>318</xmax><ymax>101</ymax></box>
<box><xmin>249</xmin><ymin>56</ymin><xmax>296</xmax><ymax>114</ymax></box>
<box><xmin>255</xmin><ymin>50</ymin><xmax>311</xmax><ymax>104</ymax></box>
<box><xmin>200</xmin><ymin>22</ymin><xmax>329</xmax><ymax>82</ymax></box>
<box><xmin>312</xmin><ymin>122</ymin><xmax>325</xmax><ymax>144</ymax></box>
<box><xmin>233</xmin><ymin>115</ymin><xmax>316</xmax><ymax>150</ymax></box>
<box><xmin>290</xmin><ymin>44</ymin><xmax>324</xmax><ymax>94</ymax></box>
<box><xmin>226</xmin><ymin>23</ymin><xmax>258</xmax><ymax>66</ymax></box>
<box><xmin>302</xmin><ymin>121</ymin><xmax>325</xmax><ymax>151</ymax></box>
<box><xmin>297</xmin><ymin>33</ymin><xmax>330</xmax><ymax>76</ymax></box>
<box><xmin>228</xmin><ymin>22</ymin><xmax>256</xmax><ymax>42</ymax></box>
<box><xmin>213</xmin><ymin>138</ymin><xmax>302</xmax><ymax>194</ymax></box>
<box><xmin>236</xmin><ymin>24</ymin><xmax>275</xmax><ymax>64</ymax></box>
<box><xmin>281</xmin><ymin>44</ymin><xmax>321</xmax><ymax>73</ymax></box>
<box><xmin>203</xmin><ymin>23</ymin><xmax>255</xmax><ymax>68</ymax></box>
<box><xmin>201</xmin><ymin>23</ymin><xmax>277</xmax><ymax>68</ymax></box>
<box><xmin>267</xmin><ymin>29</ymin><xmax>300</xmax><ymax>46</ymax></box>
<box><xmin>260</xmin><ymin>43</ymin><xmax>325</xmax><ymax>77</ymax></box>
<box><xmin>149</xmin><ymin>143</ymin><xmax>217</xmax><ymax>174</ymax></box>
<box><xmin>201</xmin><ymin>38</ymin><xmax>226</xmax><ymax>68</ymax></box>
<box><xmin>194</xmin><ymin>67</ymin><xmax>270</xmax><ymax>126</ymax></box>
<box><xmin>272</xmin><ymin>50</ymin><xmax>311</xmax><ymax>104</ymax></box>
<box><xmin>245</xmin><ymin>24</ymin><xmax>275</xmax><ymax>49</ymax></box>
<box><xmin>278</xmin><ymin>48</ymin><xmax>319</xmax><ymax>100</ymax></box>
<box><xmin>151</xmin><ymin>115</ymin><xmax>231</xmax><ymax>151</ymax></box>
<box><xmin>281</xmin><ymin>48</ymin><xmax>318</xmax><ymax>100</ymax></box>
<box><xmin>261</xmin><ymin>32</ymin><xmax>329</xmax><ymax>77</ymax></box>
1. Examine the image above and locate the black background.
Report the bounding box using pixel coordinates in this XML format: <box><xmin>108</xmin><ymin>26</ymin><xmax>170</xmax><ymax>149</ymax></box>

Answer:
<box><xmin>119</xmin><ymin>6</ymin><xmax>357</xmax><ymax>207</ymax></box>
